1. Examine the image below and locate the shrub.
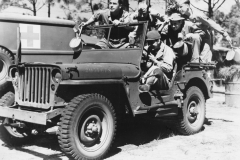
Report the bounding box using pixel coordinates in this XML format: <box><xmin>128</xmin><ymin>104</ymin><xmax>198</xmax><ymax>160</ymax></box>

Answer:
<box><xmin>219</xmin><ymin>65</ymin><xmax>240</xmax><ymax>82</ymax></box>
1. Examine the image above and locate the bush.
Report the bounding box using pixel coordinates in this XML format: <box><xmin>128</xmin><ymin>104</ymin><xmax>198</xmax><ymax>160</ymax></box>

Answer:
<box><xmin>219</xmin><ymin>65</ymin><xmax>240</xmax><ymax>82</ymax></box>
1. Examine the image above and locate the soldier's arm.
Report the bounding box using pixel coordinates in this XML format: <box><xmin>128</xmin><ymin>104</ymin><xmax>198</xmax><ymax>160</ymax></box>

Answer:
<box><xmin>197</xmin><ymin>15</ymin><xmax>232</xmax><ymax>44</ymax></box>
<box><xmin>149</xmin><ymin>8</ymin><xmax>165</xmax><ymax>21</ymax></box>
<box><xmin>82</xmin><ymin>12</ymin><xmax>103</xmax><ymax>26</ymax></box>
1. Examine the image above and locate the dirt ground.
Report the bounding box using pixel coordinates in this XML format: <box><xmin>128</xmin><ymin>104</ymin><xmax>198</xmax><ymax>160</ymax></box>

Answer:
<box><xmin>0</xmin><ymin>93</ymin><xmax>240</xmax><ymax>160</ymax></box>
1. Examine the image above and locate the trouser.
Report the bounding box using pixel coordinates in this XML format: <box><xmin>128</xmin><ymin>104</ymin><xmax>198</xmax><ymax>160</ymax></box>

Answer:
<box><xmin>143</xmin><ymin>66</ymin><xmax>170</xmax><ymax>90</ymax></box>
<box><xmin>95</xmin><ymin>38</ymin><xmax>112</xmax><ymax>49</ymax></box>
<box><xmin>190</xmin><ymin>31</ymin><xmax>212</xmax><ymax>63</ymax></box>
<box><xmin>96</xmin><ymin>38</ymin><xmax>127</xmax><ymax>49</ymax></box>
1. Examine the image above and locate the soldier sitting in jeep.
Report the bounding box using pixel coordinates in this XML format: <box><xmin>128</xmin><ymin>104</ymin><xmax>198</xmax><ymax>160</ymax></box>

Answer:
<box><xmin>79</xmin><ymin>0</ymin><xmax>133</xmax><ymax>49</ymax></box>
<box><xmin>139</xmin><ymin>30</ymin><xmax>175</xmax><ymax>92</ymax></box>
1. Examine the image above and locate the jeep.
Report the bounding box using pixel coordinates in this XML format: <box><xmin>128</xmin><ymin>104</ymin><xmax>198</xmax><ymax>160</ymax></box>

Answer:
<box><xmin>0</xmin><ymin>21</ymin><xmax>215</xmax><ymax>160</ymax></box>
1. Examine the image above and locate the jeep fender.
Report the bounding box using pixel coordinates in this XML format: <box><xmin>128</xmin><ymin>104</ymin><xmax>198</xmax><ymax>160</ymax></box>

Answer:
<box><xmin>176</xmin><ymin>70</ymin><xmax>213</xmax><ymax>99</ymax></box>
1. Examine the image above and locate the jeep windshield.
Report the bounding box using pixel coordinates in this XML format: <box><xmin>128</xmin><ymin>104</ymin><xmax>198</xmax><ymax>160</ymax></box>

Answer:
<box><xmin>81</xmin><ymin>21</ymin><xmax>147</xmax><ymax>50</ymax></box>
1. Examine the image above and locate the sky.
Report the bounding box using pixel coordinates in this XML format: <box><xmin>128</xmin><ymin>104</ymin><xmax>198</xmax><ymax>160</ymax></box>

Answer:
<box><xmin>0</xmin><ymin>0</ymin><xmax>237</xmax><ymax>20</ymax></box>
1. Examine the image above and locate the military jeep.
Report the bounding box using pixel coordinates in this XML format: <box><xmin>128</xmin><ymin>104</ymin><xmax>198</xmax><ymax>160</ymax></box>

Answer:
<box><xmin>0</xmin><ymin>21</ymin><xmax>215</xmax><ymax>160</ymax></box>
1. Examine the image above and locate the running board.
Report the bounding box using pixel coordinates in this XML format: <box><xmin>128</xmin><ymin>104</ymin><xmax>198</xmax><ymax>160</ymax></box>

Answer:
<box><xmin>134</xmin><ymin>100</ymin><xmax>179</xmax><ymax>115</ymax></box>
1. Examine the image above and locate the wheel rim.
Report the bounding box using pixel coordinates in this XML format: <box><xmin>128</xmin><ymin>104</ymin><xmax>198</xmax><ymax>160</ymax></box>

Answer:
<box><xmin>0</xmin><ymin>59</ymin><xmax>7</xmax><ymax>82</ymax></box>
<box><xmin>187</xmin><ymin>94</ymin><xmax>203</xmax><ymax>127</ymax></box>
<box><xmin>78</xmin><ymin>106</ymin><xmax>110</xmax><ymax>152</ymax></box>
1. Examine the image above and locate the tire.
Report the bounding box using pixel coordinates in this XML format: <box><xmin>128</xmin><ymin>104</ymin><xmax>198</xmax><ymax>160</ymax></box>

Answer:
<box><xmin>58</xmin><ymin>93</ymin><xmax>116</xmax><ymax>160</ymax></box>
<box><xmin>0</xmin><ymin>92</ymin><xmax>31</xmax><ymax>146</ymax></box>
<box><xmin>176</xmin><ymin>86</ymin><xmax>206</xmax><ymax>135</ymax></box>
<box><xmin>0</xmin><ymin>47</ymin><xmax>14</xmax><ymax>97</ymax></box>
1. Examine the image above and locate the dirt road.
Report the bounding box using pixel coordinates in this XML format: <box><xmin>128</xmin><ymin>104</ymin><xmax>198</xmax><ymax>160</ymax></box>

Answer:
<box><xmin>0</xmin><ymin>93</ymin><xmax>240</xmax><ymax>160</ymax></box>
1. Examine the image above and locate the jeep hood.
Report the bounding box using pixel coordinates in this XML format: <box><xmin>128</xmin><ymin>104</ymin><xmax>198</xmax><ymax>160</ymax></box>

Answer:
<box><xmin>58</xmin><ymin>63</ymin><xmax>140</xmax><ymax>80</ymax></box>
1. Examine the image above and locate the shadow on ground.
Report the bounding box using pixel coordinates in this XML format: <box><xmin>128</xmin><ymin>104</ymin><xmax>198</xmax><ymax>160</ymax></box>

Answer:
<box><xmin>107</xmin><ymin>117</ymin><xmax>179</xmax><ymax>158</ymax></box>
<box><xmin>1</xmin><ymin>117</ymin><xmax>182</xmax><ymax>160</ymax></box>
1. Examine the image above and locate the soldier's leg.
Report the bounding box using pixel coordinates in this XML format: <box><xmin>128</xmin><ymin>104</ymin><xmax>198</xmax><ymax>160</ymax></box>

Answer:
<box><xmin>139</xmin><ymin>67</ymin><xmax>169</xmax><ymax>92</ymax></box>
<box><xmin>200</xmin><ymin>31</ymin><xmax>213</xmax><ymax>63</ymax></box>
<box><xmin>190</xmin><ymin>34</ymin><xmax>201</xmax><ymax>63</ymax></box>
<box><xmin>95</xmin><ymin>38</ymin><xmax>111</xmax><ymax>49</ymax></box>
<box><xmin>200</xmin><ymin>43</ymin><xmax>212</xmax><ymax>63</ymax></box>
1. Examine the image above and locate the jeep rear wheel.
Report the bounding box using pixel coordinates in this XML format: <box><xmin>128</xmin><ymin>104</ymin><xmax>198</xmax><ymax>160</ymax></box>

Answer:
<box><xmin>0</xmin><ymin>48</ymin><xmax>14</xmax><ymax>97</ymax></box>
<box><xmin>58</xmin><ymin>93</ymin><xmax>116</xmax><ymax>160</ymax></box>
<box><xmin>177</xmin><ymin>86</ymin><xmax>206</xmax><ymax>135</ymax></box>
<box><xmin>0</xmin><ymin>92</ymin><xmax>31</xmax><ymax>146</ymax></box>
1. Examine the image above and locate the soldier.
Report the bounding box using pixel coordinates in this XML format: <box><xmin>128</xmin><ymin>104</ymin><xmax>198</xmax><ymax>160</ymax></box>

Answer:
<box><xmin>128</xmin><ymin>0</ymin><xmax>165</xmax><ymax>45</ymax></box>
<box><xmin>178</xmin><ymin>0</ymin><xmax>232</xmax><ymax>62</ymax></box>
<box><xmin>139</xmin><ymin>30</ymin><xmax>175</xmax><ymax>92</ymax></box>
<box><xmin>80</xmin><ymin>0</ymin><xmax>130</xmax><ymax>49</ymax></box>
<box><xmin>160</xmin><ymin>13</ymin><xmax>205</xmax><ymax>64</ymax></box>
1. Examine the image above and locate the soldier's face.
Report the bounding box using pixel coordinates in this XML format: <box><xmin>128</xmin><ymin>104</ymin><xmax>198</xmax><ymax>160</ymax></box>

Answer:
<box><xmin>170</xmin><ymin>20</ymin><xmax>183</xmax><ymax>31</ymax></box>
<box><xmin>109</xmin><ymin>0</ymin><xmax>120</xmax><ymax>11</ymax></box>
<box><xmin>179</xmin><ymin>3</ymin><xmax>189</xmax><ymax>15</ymax></box>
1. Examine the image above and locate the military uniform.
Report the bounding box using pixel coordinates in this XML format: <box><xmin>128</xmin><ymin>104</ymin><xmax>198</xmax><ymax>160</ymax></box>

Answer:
<box><xmin>139</xmin><ymin>30</ymin><xmax>175</xmax><ymax>92</ymax></box>
<box><xmin>128</xmin><ymin>4</ymin><xmax>165</xmax><ymax>45</ymax></box>
<box><xmin>178</xmin><ymin>0</ymin><xmax>231</xmax><ymax>62</ymax></box>
<box><xmin>90</xmin><ymin>9</ymin><xmax>131</xmax><ymax>49</ymax></box>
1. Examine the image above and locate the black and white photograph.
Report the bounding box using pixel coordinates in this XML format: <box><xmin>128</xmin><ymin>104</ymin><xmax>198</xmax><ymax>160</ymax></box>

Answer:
<box><xmin>0</xmin><ymin>0</ymin><xmax>239</xmax><ymax>159</ymax></box>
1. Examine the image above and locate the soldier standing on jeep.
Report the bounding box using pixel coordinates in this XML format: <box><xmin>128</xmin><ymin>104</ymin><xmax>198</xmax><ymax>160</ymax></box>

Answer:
<box><xmin>139</xmin><ymin>30</ymin><xmax>175</xmax><ymax>92</ymax></box>
<box><xmin>79</xmin><ymin>0</ymin><xmax>130</xmax><ymax>49</ymax></box>
<box><xmin>178</xmin><ymin>0</ymin><xmax>232</xmax><ymax>62</ymax></box>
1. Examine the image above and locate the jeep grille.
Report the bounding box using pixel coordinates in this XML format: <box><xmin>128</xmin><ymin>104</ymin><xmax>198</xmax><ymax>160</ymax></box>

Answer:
<box><xmin>16</xmin><ymin>66</ymin><xmax>54</xmax><ymax>109</ymax></box>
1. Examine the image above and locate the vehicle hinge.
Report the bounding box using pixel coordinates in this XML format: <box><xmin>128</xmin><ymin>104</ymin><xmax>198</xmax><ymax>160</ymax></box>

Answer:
<box><xmin>66</xmin><ymin>66</ymin><xmax>79</xmax><ymax>78</ymax></box>
<box><xmin>122</xmin><ymin>76</ymin><xmax>129</xmax><ymax>85</ymax></box>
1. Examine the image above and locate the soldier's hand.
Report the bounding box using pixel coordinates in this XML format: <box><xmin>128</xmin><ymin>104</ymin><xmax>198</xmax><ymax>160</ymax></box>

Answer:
<box><xmin>184</xmin><ymin>33</ymin><xmax>193</xmax><ymax>42</ymax></box>
<box><xmin>149</xmin><ymin>54</ymin><xmax>156</xmax><ymax>62</ymax></box>
<box><xmin>79</xmin><ymin>22</ymin><xmax>86</xmax><ymax>27</ymax></box>
<box><xmin>112</xmin><ymin>20</ymin><xmax>121</xmax><ymax>26</ymax></box>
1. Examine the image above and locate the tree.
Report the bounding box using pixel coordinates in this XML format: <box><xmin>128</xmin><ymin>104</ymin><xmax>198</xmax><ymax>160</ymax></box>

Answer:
<box><xmin>234</xmin><ymin>0</ymin><xmax>240</xmax><ymax>8</ymax></box>
<box><xmin>191</xmin><ymin>0</ymin><xmax>226</xmax><ymax>18</ymax></box>
<box><xmin>6</xmin><ymin>0</ymin><xmax>46</xmax><ymax>16</ymax></box>
<box><xmin>0</xmin><ymin>0</ymin><xmax>11</xmax><ymax>11</ymax></box>
<box><xmin>46</xmin><ymin>0</ymin><xmax>55</xmax><ymax>17</ymax></box>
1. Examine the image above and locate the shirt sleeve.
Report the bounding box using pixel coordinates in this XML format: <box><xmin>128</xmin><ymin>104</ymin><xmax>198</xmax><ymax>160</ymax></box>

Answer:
<box><xmin>120</xmin><ymin>11</ymin><xmax>131</xmax><ymax>23</ymax></box>
<box><xmin>160</xmin><ymin>25</ymin><xmax>169</xmax><ymax>41</ymax></box>
<box><xmin>149</xmin><ymin>8</ymin><xmax>165</xmax><ymax>21</ymax></box>
<box><xmin>194</xmin><ymin>14</ymin><xmax>225</xmax><ymax>35</ymax></box>
<box><xmin>157</xmin><ymin>44</ymin><xmax>175</xmax><ymax>73</ymax></box>
<box><xmin>93</xmin><ymin>11</ymin><xmax>104</xmax><ymax>22</ymax></box>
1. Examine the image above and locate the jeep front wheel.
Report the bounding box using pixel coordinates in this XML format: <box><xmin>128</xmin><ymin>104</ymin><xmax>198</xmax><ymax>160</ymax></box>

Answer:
<box><xmin>58</xmin><ymin>93</ymin><xmax>116</xmax><ymax>160</ymax></box>
<box><xmin>0</xmin><ymin>47</ymin><xmax>14</xmax><ymax>97</ymax></box>
<box><xmin>177</xmin><ymin>86</ymin><xmax>206</xmax><ymax>135</ymax></box>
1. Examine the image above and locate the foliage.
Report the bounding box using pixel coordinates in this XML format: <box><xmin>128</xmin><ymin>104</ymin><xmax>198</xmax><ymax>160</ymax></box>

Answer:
<box><xmin>213</xmin><ymin>4</ymin><xmax>240</xmax><ymax>46</ymax></box>
<box><xmin>3</xmin><ymin>0</ymin><xmax>46</xmax><ymax>16</ymax></box>
<box><xmin>191</xmin><ymin>0</ymin><xmax>226</xmax><ymax>18</ymax></box>
<box><xmin>219</xmin><ymin>65</ymin><xmax>240</xmax><ymax>81</ymax></box>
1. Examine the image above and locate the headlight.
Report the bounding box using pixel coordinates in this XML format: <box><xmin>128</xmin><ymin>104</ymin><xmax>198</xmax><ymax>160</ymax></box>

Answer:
<box><xmin>52</xmin><ymin>69</ymin><xmax>62</xmax><ymax>83</ymax></box>
<box><xmin>9</xmin><ymin>67</ymin><xmax>18</xmax><ymax>78</ymax></box>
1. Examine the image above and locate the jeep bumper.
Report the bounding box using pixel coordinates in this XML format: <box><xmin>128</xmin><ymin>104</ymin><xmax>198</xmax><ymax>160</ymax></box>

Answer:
<box><xmin>0</xmin><ymin>107</ymin><xmax>63</xmax><ymax>125</ymax></box>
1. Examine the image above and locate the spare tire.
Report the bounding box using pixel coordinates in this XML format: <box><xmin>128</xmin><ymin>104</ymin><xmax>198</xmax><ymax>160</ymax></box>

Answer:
<box><xmin>0</xmin><ymin>47</ymin><xmax>14</xmax><ymax>97</ymax></box>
